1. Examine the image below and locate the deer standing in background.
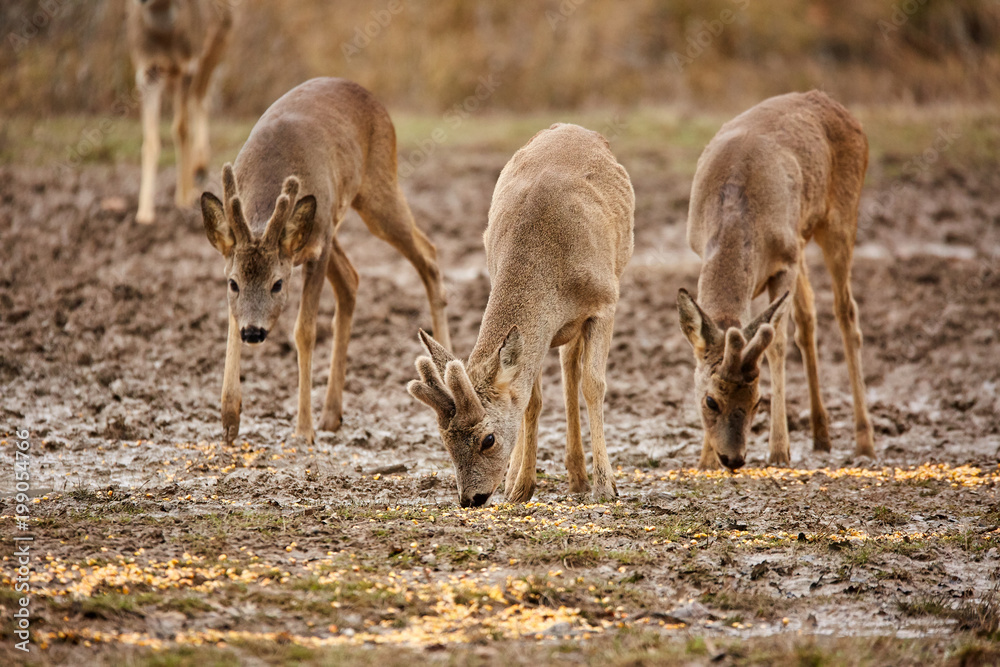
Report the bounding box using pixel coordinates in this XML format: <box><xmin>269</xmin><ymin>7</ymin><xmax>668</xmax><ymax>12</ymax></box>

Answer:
<box><xmin>201</xmin><ymin>78</ymin><xmax>452</xmax><ymax>444</ymax></box>
<box><xmin>678</xmin><ymin>90</ymin><xmax>875</xmax><ymax>470</ymax></box>
<box><xmin>408</xmin><ymin>124</ymin><xmax>634</xmax><ymax>506</ymax></box>
<box><xmin>127</xmin><ymin>0</ymin><xmax>232</xmax><ymax>224</ymax></box>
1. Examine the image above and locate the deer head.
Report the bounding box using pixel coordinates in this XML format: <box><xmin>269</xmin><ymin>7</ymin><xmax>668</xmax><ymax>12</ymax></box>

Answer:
<box><xmin>407</xmin><ymin>327</ymin><xmax>526</xmax><ymax>507</ymax></box>
<box><xmin>201</xmin><ymin>163</ymin><xmax>317</xmax><ymax>345</ymax></box>
<box><xmin>677</xmin><ymin>289</ymin><xmax>788</xmax><ymax>470</ymax></box>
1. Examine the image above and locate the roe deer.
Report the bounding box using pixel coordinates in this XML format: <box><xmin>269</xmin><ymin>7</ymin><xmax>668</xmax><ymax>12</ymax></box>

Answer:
<box><xmin>201</xmin><ymin>78</ymin><xmax>452</xmax><ymax>444</ymax></box>
<box><xmin>127</xmin><ymin>0</ymin><xmax>233</xmax><ymax>224</ymax></box>
<box><xmin>408</xmin><ymin>123</ymin><xmax>634</xmax><ymax>506</ymax></box>
<box><xmin>678</xmin><ymin>90</ymin><xmax>875</xmax><ymax>470</ymax></box>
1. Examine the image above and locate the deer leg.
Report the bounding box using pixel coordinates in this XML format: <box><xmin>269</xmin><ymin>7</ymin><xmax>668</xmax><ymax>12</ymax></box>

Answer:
<box><xmin>505</xmin><ymin>419</ymin><xmax>526</xmax><ymax>497</ymax></box>
<box><xmin>792</xmin><ymin>257</ymin><xmax>831</xmax><ymax>452</ymax></box>
<box><xmin>136</xmin><ymin>69</ymin><xmax>163</xmax><ymax>224</ymax></box>
<box><xmin>817</xmin><ymin>230</ymin><xmax>875</xmax><ymax>458</ymax></box>
<box><xmin>221</xmin><ymin>311</ymin><xmax>242</xmax><ymax>444</ymax></box>
<box><xmin>560</xmin><ymin>335</ymin><xmax>590</xmax><ymax>493</ymax></box>
<box><xmin>506</xmin><ymin>372</ymin><xmax>542</xmax><ymax>503</ymax></box>
<box><xmin>172</xmin><ymin>72</ymin><xmax>194</xmax><ymax>208</ymax></box>
<box><xmin>293</xmin><ymin>251</ymin><xmax>329</xmax><ymax>444</ymax></box>
<box><xmin>191</xmin><ymin>94</ymin><xmax>210</xmax><ymax>187</ymax></box>
<box><xmin>354</xmin><ymin>186</ymin><xmax>451</xmax><ymax>351</ymax></box>
<box><xmin>189</xmin><ymin>14</ymin><xmax>231</xmax><ymax>186</ymax></box>
<box><xmin>765</xmin><ymin>270</ymin><xmax>796</xmax><ymax>466</ymax></box>
<box><xmin>319</xmin><ymin>236</ymin><xmax>358</xmax><ymax>432</ymax></box>
<box><xmin>698</xmin><ymin>435</ymin><xmax>720</xmax><ymax>470</ymax></box>
<box><xmin>581</xmin><ymin>315</ymin><xmax>618</xmax><ymax>500</ymax></box>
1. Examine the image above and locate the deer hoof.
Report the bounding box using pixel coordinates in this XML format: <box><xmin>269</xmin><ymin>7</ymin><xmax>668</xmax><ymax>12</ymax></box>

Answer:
<box><xmin>505</xmin><ymin>480</ymin><xmax>536</xmax><ymax>504</ymax></box>
<box><xmin>592</xmin><ymin>480</ymin><xmax>618</xmax><ymax>501</ymax></box>
<box><xmin>292</xmin><ymin>427</ymin><xmax>315</xmax><ymax>445</ymax></box>
<box><xmin>698</xmin><ymin>452</ymin><xmax>721</xmax><ymax>470</ymax></box>
<box><xmin>568</xmin><ymin>476</ymin><xmax>591</xmax><ymax>494</ymax></box>
<box><xmin>855</xmin><ymin>427</ymin><xmax>875</xmax><ymax>459</ymax></box>
<box><xmin>222</xmin><ymin>407</ymin><xmax>240</xmax><ymax>444</ymax></box>
<box><xmin>318</xmin><ymin>412</ymin><xmax>343</xmax><ymax>432</ymax></box>
<box><xmin>768</xmin><ymin>450</ymin><xmax>791</xmax><ymax>467</ymax></box>
<box><xmin>812</xmin><ymin>435</ymin><xmax>832</xmax><ymax>453</ymax></box>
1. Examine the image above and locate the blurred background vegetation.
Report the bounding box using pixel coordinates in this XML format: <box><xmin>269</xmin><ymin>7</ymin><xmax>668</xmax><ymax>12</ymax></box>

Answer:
<box><xmin>2</xmin><ymin>0</ymin><xmax>999</xmax><ymax>119</ymax></box>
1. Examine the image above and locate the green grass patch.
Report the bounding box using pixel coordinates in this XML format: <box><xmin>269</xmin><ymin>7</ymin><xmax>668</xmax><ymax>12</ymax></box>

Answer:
<box><xmin>75</xmin><ymin>591</ymin><xmax>162</xmax><ymax>618</ymax></box>
<box><xmin>8</xmin><ymin>105</ymin><xmax>1000</xmax><ymax>182</ymax></box>
<box><xmin>900</xmin><ymin>585</ymin><xmax>1000</xmax><ymax>639</ymax></box>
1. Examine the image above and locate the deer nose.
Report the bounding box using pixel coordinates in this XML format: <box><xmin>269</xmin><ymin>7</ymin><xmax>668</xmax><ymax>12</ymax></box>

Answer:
<box><xmin>240</xmin><ymin>326</ymin><xmax>268</xmax><ymax>344</ymax></box>
<box><xmin>460</xmin><ymin>493</ymin><xmax>492</xmax><ymax>508</ymax></box>
<box><xmin>718</xmin><ymin>453</ymin><xmax>745</xmax><ymax>470</ymax></box>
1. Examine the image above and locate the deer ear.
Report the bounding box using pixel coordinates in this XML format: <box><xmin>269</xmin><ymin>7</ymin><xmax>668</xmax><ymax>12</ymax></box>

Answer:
<box><xmin>408</xmin><ymin>356</ymin><xmax>456</xmax><ymax>424</ymax></box>
<box><xmin>743</xmin><ymin>291</ymin><xmax>789</xmax><ymax>341</ymax></box>
<box><xmin>281</xmin><ymin>195</ymin><xmax>318</xmax><ymax>263</ymax></box>
<box><xmin>495</xmin><ymin>326</ymin><xmax>523</xmax><ymax>389</ymax></box>
<box><xmin>499</xmin><ymin>326</ymin><xmax>523</xmax><ymax>370</ymax></box>
<box><xmin>201</xmin><ymin>192</ymin><xmax>235</xmax><ymax>256</ymax></box>
<box><xmin>677</xmin><ymin>289</ymin><xmax>719</xmax><ymax>355</ymax></box>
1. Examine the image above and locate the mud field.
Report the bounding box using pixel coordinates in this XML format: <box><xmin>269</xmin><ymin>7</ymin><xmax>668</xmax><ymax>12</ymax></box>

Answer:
<box><xmin>2</xmin><ymin>128</ymin><xmax>1000</xmax><ymax>665</ymax></box>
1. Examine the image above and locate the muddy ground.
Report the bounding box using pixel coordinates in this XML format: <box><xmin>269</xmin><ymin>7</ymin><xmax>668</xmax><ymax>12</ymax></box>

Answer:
<box><xmin>1</xmin><ymin>131</ymin><xmax>999</xmax><ymax>665</ymax></box>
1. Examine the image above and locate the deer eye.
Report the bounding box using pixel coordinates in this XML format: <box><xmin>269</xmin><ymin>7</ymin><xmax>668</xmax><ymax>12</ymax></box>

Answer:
<box><xmin>705</xmin><ymin>396</ymin><xmax>720</xmax><ymax>412</ymax></box>
<box><xmin>229</xmin><ymin>279</ymin><xmax>239</xmax><ymax>294</ymax></box>
<box><xmin>480</xmin><ymin>434</ymin><xmax>495</xmax><ymax>452</ymax></box>
<box><xmin>271</xmin><ymin>279</ymin><xmax>283</xmax><ymax>294</ymax></box>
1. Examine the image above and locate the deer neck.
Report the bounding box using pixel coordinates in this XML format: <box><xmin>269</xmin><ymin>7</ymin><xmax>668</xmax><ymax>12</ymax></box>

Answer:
<box><xmin>466</xmin><ymin>291</ymin><xmax>552</xmax><ymax>400</ymax></box>
<box><xmin>697</xmin><ymin>214</ymin><xmax>756</xmax><ymax>331</ymax></box>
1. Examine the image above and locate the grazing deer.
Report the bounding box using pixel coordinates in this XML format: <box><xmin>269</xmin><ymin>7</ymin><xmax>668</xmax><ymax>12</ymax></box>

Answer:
<box><xmin>127</xmin><ymin>0</ymin><xmax>233</xmax><ymax>224</ymax></box>
<box><xmin>200</xmin><ymin>77</ymin><xmax>452</xmax><ymax>444</ymax></box>
<box><xmin>408</xmin><ymin>123</ymin><xmax>634</xmax><ymax>506</ymax></box>
<box><xmin>678</xmin><ymin>90</ymin><xmax>875</xmax><ymax>470</ymax></box>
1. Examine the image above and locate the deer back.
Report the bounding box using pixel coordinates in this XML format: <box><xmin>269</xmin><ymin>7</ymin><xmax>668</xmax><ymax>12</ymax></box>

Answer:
<box><xmin>231</xmin><ymin>78</ymin><xmax>395</xmax><ymax>245</ymax></box>
<box><xmin>485</xmin><ymin>123</ymin><xmax>634</xmax><ymax>310</ymax></box>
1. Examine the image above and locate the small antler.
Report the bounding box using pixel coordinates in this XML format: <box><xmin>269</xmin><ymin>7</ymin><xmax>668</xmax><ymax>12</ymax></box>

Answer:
<box><xmin>720</xmin><ymin>328</ymin><xmax>745</xmax><ymax>378</ymax></box>
<box><xmin>444</xmin><ymin>360</ymin><xmax>486</xmax><ymax>425</ymax></box>
<box><xmin>263</xmin><ymin>175</ymin><xmax>302</xmax><ymax>246</ymax></box>
<box><xmin>221</xmin><ymin>163</ymin><xmax>251</xmax><ymax>245</ymax></box>
<box><xmin>740</xmin><ymin>324</ymin><xmax>775</xmax><ymax>378</ymax></box>
<box><xmin>282</xmin><ymin>175</ymin><xmax>300</xmax><ymax>202</ymax></box>
<box><xmin>408</xmin><ymin>356</ymin><xmax>456</xmax><ymax>424</ymax></box>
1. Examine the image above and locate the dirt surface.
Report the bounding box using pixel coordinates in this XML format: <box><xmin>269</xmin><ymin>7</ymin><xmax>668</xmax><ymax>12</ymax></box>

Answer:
<box><xmin>1</xmin><ymin>139</ymin><xmax>1000</xmax><ymax>665</ymax></box>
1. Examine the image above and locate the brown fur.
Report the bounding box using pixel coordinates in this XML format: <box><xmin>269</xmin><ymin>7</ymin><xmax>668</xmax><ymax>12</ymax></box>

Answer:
<box><xmin>679</xmin><ymin>90</ymin><xmax>875</xmax><ymax>470</ymax></box>
<box><xmin>408</xmin><ymin>123</ymin><xmax>634</xmax><ymax>506</ymax></box>
<box><xmin>201</xmin><ymin>77</ymin><xmax>452</xmax><ymax>445</ymax></box>
<box><xmin>127</xmin><ymin>0</ymin><xmax>233</xmax><ymax>223</ymax></box>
